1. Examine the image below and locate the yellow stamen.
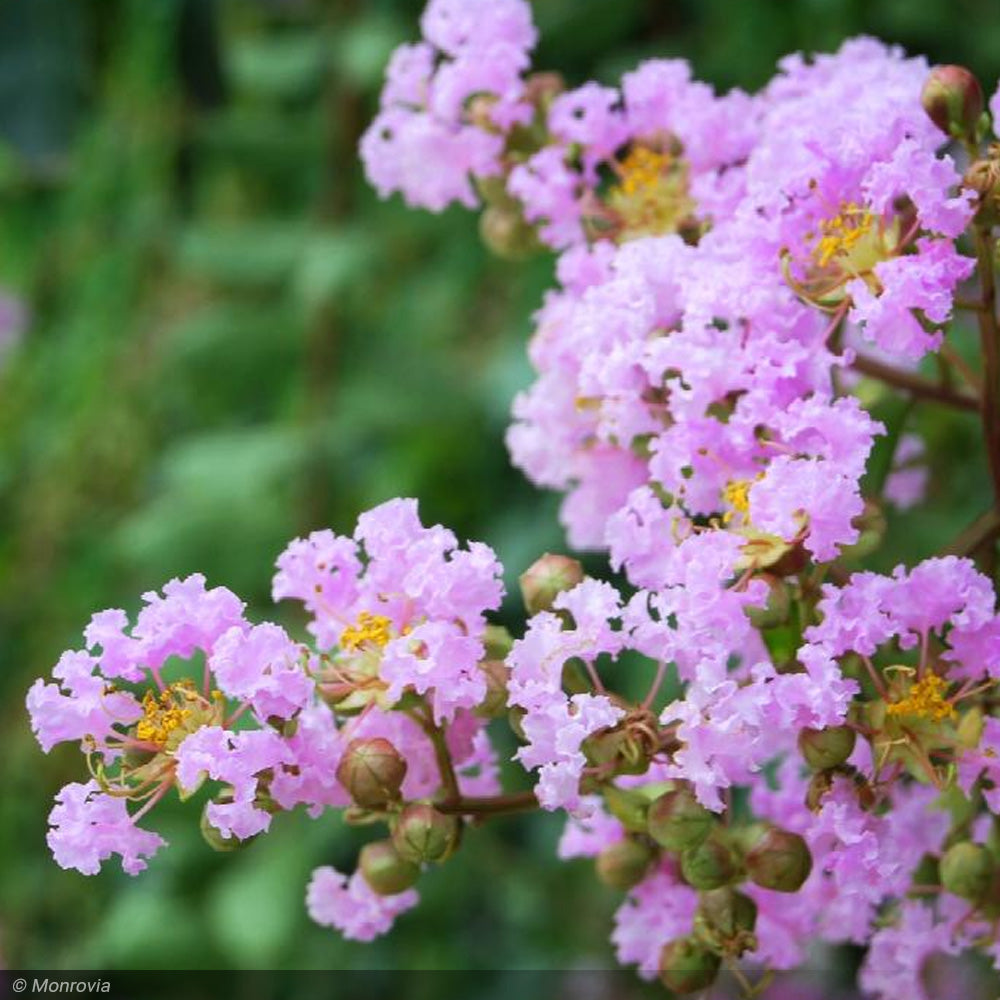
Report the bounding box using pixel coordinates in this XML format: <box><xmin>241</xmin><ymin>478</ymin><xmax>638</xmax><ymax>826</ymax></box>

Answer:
<box><xmin>341</xmin><ymin>611</ymin><xmax>394</xmax><ymax>652</ymax></box>
<box><xmin>886</xmin><ymin>672</ymin><xmax>955</xmax><ymax>723</ymax></box>
<box><xmin>812</xmin><ymin>202</ymin><xmax>876</xmax><ymax>268</ymax></box>
<box><xmin>607</xmin><ymin>145</ymin><xmax>696</xmax><ymax>239</ymax></box>
<box><xmin>135</xmin><ymin>684</ymin><xmax>194</xmax><ymax>747</ymax></box>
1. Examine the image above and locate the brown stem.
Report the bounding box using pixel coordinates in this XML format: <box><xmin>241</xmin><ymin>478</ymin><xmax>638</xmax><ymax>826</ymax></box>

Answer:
<box><xmin>941</xmin><ymin>507</ymin><xmax>1000</xmax><ymax>557</ymax></box>
<box><xmin>436</xmin><ymin>790</ymin><xmax>540</xmax><ymax>816</ymax></box>
<box><xmin>851</xmin><ymin>353</ymin><xmax>980</xmax><ymax>412</ymax></box>
<box><xmin>973</xmin><ymin>226</ymin><xmax>1000</xmax><ymax>506</ymax></box>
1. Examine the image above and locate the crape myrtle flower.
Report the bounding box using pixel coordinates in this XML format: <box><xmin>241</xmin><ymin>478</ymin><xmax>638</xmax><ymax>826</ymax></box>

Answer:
<box><xmin>273</xmin><ymin>497</ymin><xmax>504</xmax><ymax>724</ymax></box>
<box><xmin>360</xmin><ymin>0</ymin><xmax>537</xmax><ymax>211</ymax></box>
<box><xmin>746</xmin><ymin>38</ymin><xmax>975</xmax><ymax>360</ymax></box>
<box><xmin>509</xmin><ymin>60</ymin><xmax>759</xmax><ymax>248</ymax></box>
<box><xmin>27</xmin><ymin>575</ymin><xmax>310</xmax><ymax>874</ymax></box>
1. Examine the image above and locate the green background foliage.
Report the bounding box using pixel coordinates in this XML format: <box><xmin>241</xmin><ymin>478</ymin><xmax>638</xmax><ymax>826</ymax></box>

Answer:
<box><xmin>1</xmin><ymin>0</ymin><xmax>998</xmax><ymax>977</ymax></box>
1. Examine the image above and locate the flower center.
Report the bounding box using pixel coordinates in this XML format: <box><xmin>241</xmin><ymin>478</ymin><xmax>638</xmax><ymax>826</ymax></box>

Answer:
<box><xmin>134</xmin><ymin>681</ymin><xmax>205</xmax><ymax>747</ymax></box>
<box><xmin>607</xmin><ymin>145</ymin><xmax>697</xmax><ymax>240</ymax></box>
<box><xmin>886</xmin><ymin>672</ymin><xmax>955</xmax><ymax>723</ymax></box>
<box><xmin>341</xmin><ymin>611</ymin><xmax>394</xmax><ymax>651</ymax></box>
<box><xmin>722</xmin><ymin>479</ymin><xmax>753</xmax><ymax>523</ymax></box>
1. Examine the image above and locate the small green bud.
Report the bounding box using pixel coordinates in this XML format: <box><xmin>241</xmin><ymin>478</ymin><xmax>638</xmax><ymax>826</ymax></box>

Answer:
<box><xmin>747</xmin><ymin>828</ymin><xmax>812</xmax><ymax>892</ymax></box>
<box><xmin>595</xmin><ymin>838</ymin><xmax>655</xmax><ymax>891</ymax></box>
<box><xmin>647</xmin><ymin>787</ymin><xmax>713</xmax><ymax>851</ymax></box>
<box><xmin>697</xmin><ymin>887</ymin><xmax>758</xmax><ymax>941</ymax></box>
<box><xmin>482</xmin><ymin>624</ymin><xmax>514</xmax><ymax>660</ymax></box>
<box><xmin>680</xmin><ymin>835</ymin><xmax>741</xmax><ymax>890</ymax></box>
<box><xmin>658</xmin><ymin>938</ymin><xmax>721</xmax><ymax>994</ymax></box>
<box><xmin>798</xmin><ymin>725</ymin><xmax>856</xmax><ymax>771</ymax></box>
<box><xmin>336</xmin><ymin>737</ymin><xmax>407</xmax><ymax>810</ymax></box>
<box><xmin>603</xmin><ymin>785</ymin><xmax>651</xmax><ymax>834</ymax></box>
<box><xmin>744</xmin><ymin>577</ymin><xmax>791</xmax><ymax>628</ymax></box>
<box><xmin>475</xmin><ymin>659</ymin><xmax>510</xmax><ymax>718</ymax></box>
<box><xmin>392</xmin><ymin>803</ymin><xmax>461</xmax><ymax>864</ymax></box>
<box><xmin>940</xmin><ymin>842</ymin><xmax>995</xmax><ymax>901</ymax></box>
<box><xmin>359</xmin><ymin>840</ymin><xmax>420</xmax><ymax>896</ymax></box>
<box><xmin>200</xmin><ymin>802</ymin><xmax>253</xmax><ymax>853</ymax></box>
<box><xmin>479</xmin><ymin>205</ymin><xmax>540</xmax><ymax>261</ymax></box>
<box><xmin>518</xmin><ymin>553</ymin><xmax>584</xmax><ymax>615</ymax></box>
<box><xmin>921</xmin><ymin>65</ymin><xmax>985</xmax><ymax>141</ymax></box>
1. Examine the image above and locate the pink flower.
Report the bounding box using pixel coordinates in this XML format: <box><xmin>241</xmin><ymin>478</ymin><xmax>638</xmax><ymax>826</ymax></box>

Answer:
<box><xmin>306</xmin><ymin>866</ymin><xmax>418</xmax><ymax>942</ymax></box>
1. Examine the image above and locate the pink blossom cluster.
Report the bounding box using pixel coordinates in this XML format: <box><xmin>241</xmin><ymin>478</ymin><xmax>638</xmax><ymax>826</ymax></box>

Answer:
<box><xmin>25</xmin><ymin>2</ymin><xmax>1000</xmax><ymax>995</ymax></box>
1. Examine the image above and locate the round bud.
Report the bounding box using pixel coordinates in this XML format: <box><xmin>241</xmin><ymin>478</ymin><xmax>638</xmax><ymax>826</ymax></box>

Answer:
<box><xmin>482</xmin><ymin>624</ymin><xmax>514</xmax><ymax>661</ymax></box>
<box><xmin>680</xmin><ymin>835</ymin><xmax>740</xmax><ymax>890</ymax></box>
<box><xmin>658</xmin><ymin>938</ymin><xmax>721</xmax><ymax>994</ymax></box>
<box><xmin>518</xmin><ymin>553</ymin><xmax>584</xmax><ymax>615</ymax></box>
<box><xmin>798</xmin><ymin>725</ymin><xmax>856</xmax><ymax>771</ymax></box>
<box><xmin>200</xmin><ymin>802</ymin><xmax>249</xmax><ymax>852</ymax></box>
<box><xmin>698</xmin><ymin>887</ymin><xmax>758</xmax><ymax>941</ymax></box>
<box><xmin>747</xmin><ymin>828</ymin><xmax>812</xmax><ymax>892</ymax></box>
<box><xmin>479</xmin><ymin>206</ymin><xmax>539</xmax><ymax>261</ymax></box>
<box><xmin>359</xmin><ymin>839</ymin><xmax>420</xmax><ymax>896</ymax></box>
<box><xmin>744</xmin><ymin>576</ymin><xmax>791</xmax><ymax>629</ymax></box>
<box><xmin>647</xmin><ymin>787</ymin><xmax>713</xmax><ymax>851</ymax></box>
<box><xmin>475</xmin><ymin>659</ymin><xmax>510</xmax><ymax>718</ymax></box>
<box><xmin>392</xmin><ymin>803</ymin><xmax>461</xmax><ymax>864</ymax></box>
<box><xmin>335</xmin><ymin>737</ymin><xmax>407</xmax><ymax>810</ymax></box>
<box><xmin>940</xmin><ymin>842</ymin><xmax>995</xmax><ymax>901</ymax></box>
<box><xmin>922</xmin><ymin>65</ymin><xmax>985</xmax><ymax>140</ymax></box>
<box><xmin>595</xmin><ymin>838</ymin><xmax>655</xmax><ymax>891</ymax></box>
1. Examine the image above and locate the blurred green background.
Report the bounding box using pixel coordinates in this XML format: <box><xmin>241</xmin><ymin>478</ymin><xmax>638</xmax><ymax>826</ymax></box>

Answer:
<box><xmin>1</xmin><ymin>0</ymin><xmax>999</xmax><ymax>978</ymax></box>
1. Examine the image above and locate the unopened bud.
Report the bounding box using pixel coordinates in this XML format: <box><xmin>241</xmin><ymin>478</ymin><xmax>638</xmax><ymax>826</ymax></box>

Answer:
<box><xmin>603</xmin><ymin>785</ymin><xmax>650</xmax><ymax>834</ymax></box>
<box><xmin>475</xmin><ymin>659</ymin><xmax>510</xmax><ymax>718</ymax></box>
<box><xmin>746</xmin><ymin>828</ymin><xmax>812</xmax><ymax>892</ymax></box>
<box><xmin>680</xmin><ymin>835</ymin><xmax>741</xmax><ymax>890</ymax></box>
<box><xmin>200</xmin><ymin>802</ymin><xmax>253</xmax><ymax>852</ymax></box>
<box><xmin>523</xmin><ymin>72</ymin><xmax>564</xmax><ymax>111</ymax></box>
<box><xmin>940</xmin><ymin>841</ymin><xmax>995</xmax><ymax>901</ymax></box>
<box><xmin>392</xmin><ymin>803</ymin><xmax>461</xmax><ymax>864</ymax></box>
<box><xmin>745</xmin><ymin>577</ymin><xmax>791</xmax><ymax>628</ymax></box>
<box><xmin>698</xmin><ymin>887</ymin><xmax>758</xmax><ymax>941</ymax></box>
<box><xmin>519</xmin><ymin>553</ymin><xmax>584</xmax><ymax>615</ymax></box>
<box><xmin>479</xmin><ymin>205</ymin><xmax>540</xmax><ymax>261</ymax></box>
<box><xmin>647</xmin><ymin>786</ymin><xmax>713</xmax><ymax>851</ymax></box>
<box><xmin>798</xmin><ymin>725</ymin><xmax>856</xmax><ymax>771</ymax></box>
<box><xmin>658</xmin><ymin>938</ymin><xmax>721</xmax><ymax>994</ymax></box>
<box><xmin>922</xmin><ymin>65</ymin><xmax>985</xmax><ymax>141</ymax></box>
<box><xmin>359</xmin><ymin>839</ymin><xmax>420</xmax><ymax>896</ymax></box>
<box><xmin>595</xmin><ymin>838</ymin><xmax>655</xmax><ymax>891</ymax></box>
<box><xmin>336</xmin><ymin>737</ymin><xmax>407</xmax><ymax>809</ymax></box>
<box><xmin>482</xmin><ymin>624</ymin><xmax>514</xmax><ymax>660</ymax></box>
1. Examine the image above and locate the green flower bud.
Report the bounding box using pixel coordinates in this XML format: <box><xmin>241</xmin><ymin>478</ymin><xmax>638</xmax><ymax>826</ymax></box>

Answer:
<box><xmin>595</xmin><ymin>838</ymin><xmax>655</xmax><ymax>891</ymax></box>
<box><xmin>603</xmin><ymin>785</ymin><xmax>651</xmax><ymax>834</ymax></box>
<box><xmin>647</xmin><ymin>786</ymin><xmax>713</xmax><ymax>851</ymax></box>
<box><xmin>359</xmin><ymin>839</ymin><xmax>420</xmax><ymax>896</ymax></box>
<box><xmin>392</xmin><ymin>803</ymin><xmax>461</xmax><ymax>864</ymax></box>
<box><xmin>482</xmin><ymin>624</ymin><xmax>514</xmax><ymax>660</ymax></box>
<box><xmin>697</xmin><ymin>887</ymin><xmax>758</xmax><ymax>941</ymax></box>
<box><xmin>335</xmin><ymin>737</ymin><xmax>407</xmax><ymax>810</ymax></box>
<box><xmin>680</xmin><ymin>835</ymin><xmax>741</xmax><ymax>890</ymax></box>
<box><xmin>921</xmin><ymin>65</ymin><xmax>985</xmax><ymax>141</ymax></box>
<box><xmin>798</xmin><ymin>725</ymin><xmax>856</xmax><ymax>771</ymax></box>
<box><xmin>747</xmin><ymin>828</ymin><xmax>812</xmax><ymax>892</ymax></box>
<box><xmin>658</xmin><ymin>938</ymin><xmax>721</xmax><ymax>994</ymax></box>
<box><xmin>475</xmin><ymin>659</ymin><xmax>510</xmax><ymax>718</ymax></box>
<box><xmin>744</xmin><ymin>577</ymin><xmax>791</xmax><ymax>629</ymax></box>
<box><xmin>200</xmin><ymin>802</ymin><xmax>253</xmax><ymax>852</ymax></box>
<box><xmin>518</xmin><ymin>553</ymin><xmax>584</xmax><ymax>615</ymax></box>
<box><xmin>479</xmin><ymin>205</ymin><xmax>540</xmax><ymax>261</ymax></box>
<box><xmin>940</xmin><ymin>841</ymin><xmax>995</xmax><ymax>901</ymax></box>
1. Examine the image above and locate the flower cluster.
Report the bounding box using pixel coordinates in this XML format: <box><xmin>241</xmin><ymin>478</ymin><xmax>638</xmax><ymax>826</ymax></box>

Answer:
<box><xmin>27</xmin><ymin>2</ymin><xmax>1000</xmax><ymax>996</ymax></box>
